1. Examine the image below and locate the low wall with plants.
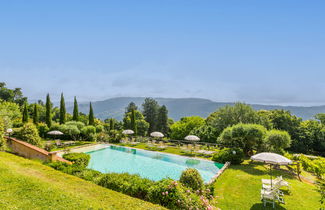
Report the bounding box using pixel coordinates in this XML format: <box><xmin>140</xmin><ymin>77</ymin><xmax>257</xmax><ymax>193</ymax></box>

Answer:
<box><xmin>6</xmin><ymin>137</ymin><xmax>71</xmax><ymax>164</ymax></box>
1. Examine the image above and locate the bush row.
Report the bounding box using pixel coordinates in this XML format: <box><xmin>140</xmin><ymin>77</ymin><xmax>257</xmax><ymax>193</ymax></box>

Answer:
<box><xmin>46</xmin><ymin>160</ymin><xmax>216</xmax><ymax>209</ymax></box>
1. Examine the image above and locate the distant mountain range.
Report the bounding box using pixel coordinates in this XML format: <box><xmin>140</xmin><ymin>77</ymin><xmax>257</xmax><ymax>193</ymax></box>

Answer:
<box><xmin>67</xmin><ymin>97</ymin><xmax>325</xmax><ymax>121</ymax></box>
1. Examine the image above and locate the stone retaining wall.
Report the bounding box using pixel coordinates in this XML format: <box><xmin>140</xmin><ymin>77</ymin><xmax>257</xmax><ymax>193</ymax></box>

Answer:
<box><xmin>5</xmin><ymin>137</ymin><xmax>71</xmax><ymax>164</ymax></box>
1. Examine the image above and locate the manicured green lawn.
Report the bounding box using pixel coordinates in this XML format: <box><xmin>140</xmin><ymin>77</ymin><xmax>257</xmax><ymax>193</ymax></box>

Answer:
<box><xmin>214</xmin><ymin>161</ymin><xmax>320</xmax><ymax>210</ymax></box>
<box><xmin>0</xmin><ymin>152</ymin><xmax>165</xmax><ymax>210</ymax></box>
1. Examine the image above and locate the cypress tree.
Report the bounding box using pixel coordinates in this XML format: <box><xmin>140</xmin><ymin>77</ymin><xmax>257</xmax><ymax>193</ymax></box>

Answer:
<box><xmin>72</xmin><ymin>96</ymin><xmax>79</xmax><ymax>121</ymax></box>
<box><xmin>33</xmin><ymin>103</ymin><xmax>39</xmax><ymax>124</ymax></box>
<box><xmin>109</xmin><ymin>118</ymin><xmax>115</xmax><ymax>130</ymax></box>
<box><xmin>59</xmin><ymin>93</ymin><xmax>66</xmax><ymax>124</ymax></box>
<box><xmin>131</xmin><ymin>109</ymin><xmax>137</xmax><ymax>135</ymax></box>
<box><xmin>22</xmin><ymin>102</ymin><xmax>29</xmax><ymax>123</ymax></box>
<box><xmin>157</xmin><ymin>105</ymin><xmax>169</xmax><ymax>134</ymax></box>
<box><xmin>88</xmin><ymin>102</ymin><xmax>95</xmax><ymax>125</ymax></box>
<box><xmin>142</xmin><ymin>98</ymin><xmax>159</xmax><ymax>134</ymax></box>
<box><xmin>45</xmin><ymin>93</ymin><xmax>52</xmax><ymax>128</ymax></box>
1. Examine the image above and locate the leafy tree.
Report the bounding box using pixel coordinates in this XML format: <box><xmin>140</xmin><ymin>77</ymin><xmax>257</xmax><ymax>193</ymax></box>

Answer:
<box><xmin>22</xmin><ymin>102</ymin><xmax>29</xmax><ymax>123</ymax></box>
<box><xmin>125</xmin><ymin>102</ymin><xmax>138</xmax><ymax>113</ymax></box>
<box><xmin>265</xmin><ymin>130</ymin><xmax>291</xmax><ymax>154</ymax></box>
<box><xmin>59</xmin><ymin>124</ymin><xmax>80</xmax><ymax>140</ymax></box>
<box><xmin>142</xmin><ymin>98</ymin><xmax>159</xmax><ymax>134</ymax></box>
<box><xmin>59</xmin><ymin>93</ymin><xmax>66</xmax><ymax>124</ymax></box>
<box><xmin>297</xmin><ymin>120</ymin><xmax>325</xmax><ymax>155</ymax></box>
<box><xmin>0</xmin><ymin>82</ymin><xmax>27</xmax><ymax>106</ymax></box>
<box><xmin>81</xmin><ymin>125</ymin><xmax>96</xmax><ymax>141</ymax></box>
<box><xmin>218</xmin><ymin>123</ymin><xmax>267</xmax><ymax>155</ymax></box>
<box><xmin>19</xmin><ymin>123</ymin><xmax>42</xmax><ymax>146</ymax></box>
<box><xmin>65</xmin><ymin>121</ymin><xmax>85</xmax><ymax>130</ymax></box>
<box><xmin>72</xmin><ymin>96</ymin><xmax>79</xmax><ymax>121</ymax></box>
<box><xmin>88</xmin><ymin>102</ymin><xmax>95</xmax><ymax>125</ymax></box>
<box><xmin>130</xmin><ymin>109</ymin><xmax>137</xmax><ymax>135</ymax></box>
<box><xmin>36</xmin><ymin>122</ymin><xmax>49</xmax><ymax>138</ymax></box>
<box><xmin>33</xmin><ymin>103</ymin><xmax>39</xmax><ymax>124</ymax></box>
<box><xmin>190</xmin><ymin>124</ymin><xmax>218</xmax><ymax>143</ymax></box>
<box><xmin>206</xmin><ymin>103</ymin><xmax>263</xmax><ymax>138</ymax></box>
<box><xmin>157</xmin><ymin>105</ymin><xmax>169</xmax><ymax>135</ymax></box>
<box><xmin>123</xmin><ymin>110</ymin><xmax>149</xmax><ymax>136</ymax></box>
<box><xmin>268</xmin><ymin>110</ymin><xmax>301</xmax><ymax>143</ymax></box>
<box><xmin>45</xmin><ymin>94</ymin><xmax>52</xmax><ymax>128</ymax></box>
<box><xmin>170</xmin><ymin>116</ymin><xmax>205</xmax><ymax>140</ymax></box>
<box><xmin>0</xmin><ymin>101</ymin><xmax>21</xmax><ymax>129</ymax></box>
<box><xmin>315</xmin><ymin>113</ymin><xmax>325</xmax><ymax>124</ymax></box>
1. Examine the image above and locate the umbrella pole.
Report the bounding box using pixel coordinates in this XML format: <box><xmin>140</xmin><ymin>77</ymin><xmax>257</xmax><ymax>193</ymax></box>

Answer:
<box><xmin>270</xmin><ymin>164</ymin><xmax>273</xmax><ymax>188</ymax></box>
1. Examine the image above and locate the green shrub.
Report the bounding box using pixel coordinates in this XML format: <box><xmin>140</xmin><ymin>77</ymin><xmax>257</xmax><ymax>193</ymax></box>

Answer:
<box><xmin>98</xmin><ymin>173</ymin><xmax>154</xmax><ymax>199</ymax></box>
<box><xmin>62</xmin><ymin>153</ymin><xmax>90</xmax><ymax>168</ymax></box>
<box><xmin>37</xmin><ymin>122</ymin><xmax>49</xmax><ymax>138</ymax></box>
<box><xmin>46</xmin><ymin>161</ymin><xmax>84</xmax><ymax>175</ymax></box>
<box><xmin>294</xmin><ymin>154</ymin><xmax>325</xmax><ymax>179</ymax></box>
<box><xmin>212</xmin><ymin>148</ymin><xmax>244</xmax><ymax>164</ymax></box>
<box><xmin>0</xmin><ymin>117</ymin><xmax>6</xmax><ymax>150</ymax></box>
<box><xmin>19</xmin><ymin>123</ymin><xmax>42</xmax><ymax>146</ymax></box>
<box><xmin>75</xmin><ymin>169</ymin><xmax>103</xmax><ymax>183</ymax></box>
<box><xmin>147</xmin><ymin>178</ymin><xmax>208</xmax><ymax>210</ymax></box>
<box><xmin>179</xmin><ymin>168</ymin><xmax>204</xmax><ymax>191</ymax></box>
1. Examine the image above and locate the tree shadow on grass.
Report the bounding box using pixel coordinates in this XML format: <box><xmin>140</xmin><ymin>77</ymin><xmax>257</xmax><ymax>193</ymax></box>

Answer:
<box><xmin>250</xmin><ymin>202</ymin><xmax>286</xmax><ymax>210</ymax></box>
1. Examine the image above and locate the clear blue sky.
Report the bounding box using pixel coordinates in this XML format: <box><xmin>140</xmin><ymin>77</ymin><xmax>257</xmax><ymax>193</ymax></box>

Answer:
<box><xmin>0</xmin><ymin>1</ymin><xmax>324</xmax><ymax>105</ymax></box>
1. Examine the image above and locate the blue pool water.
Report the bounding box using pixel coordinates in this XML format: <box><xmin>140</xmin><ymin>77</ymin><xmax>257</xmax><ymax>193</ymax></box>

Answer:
<box><xmin>86</xmin><ymin>145</ymin><xmax>224</xmax><ymax>182</ymax></box>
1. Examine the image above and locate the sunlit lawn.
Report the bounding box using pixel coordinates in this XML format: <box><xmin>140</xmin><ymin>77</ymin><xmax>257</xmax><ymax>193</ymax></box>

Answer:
<box><xmin>0</xmin><ymin>152</ymin><xmax>165</xmax><ymax>210</ymax></box>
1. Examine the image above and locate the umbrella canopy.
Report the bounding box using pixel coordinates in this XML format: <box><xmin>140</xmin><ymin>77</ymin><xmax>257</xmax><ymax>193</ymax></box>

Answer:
<box><xmin>122</xmin><ymin>129</ymin><xmax>134</xmax><ymax>135</ymax></box>
<box><xmin>150</xmin><ymin>132</ymin><xmax>164</xmax><ymax>138</ymax></box>
<box><xmin>251</xmin><ymin>152</ymin><xmax>292</xmax><ymax>165</ymax></box>
<box><xmin>47</xmin><ymin>130</ymin><xmax>64</xmax><ymax>135</ymax></box>
<box><xmin>184</xmin><ymin>135</ymin><xmax>200</xmax><ymax>141</ymax></box>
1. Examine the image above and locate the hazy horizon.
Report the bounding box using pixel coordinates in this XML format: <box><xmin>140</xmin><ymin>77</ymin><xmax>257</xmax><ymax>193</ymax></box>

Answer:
<box><xmin>1</xmin><ymin>1</ymin><xmax>324</xmax><ymax>106</ymax></box>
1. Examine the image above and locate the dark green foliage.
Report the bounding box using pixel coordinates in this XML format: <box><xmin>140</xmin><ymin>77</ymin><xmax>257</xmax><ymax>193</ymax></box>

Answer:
<box><xmin>98</xmin><ymin>173</ymin><xmax>154</xmax><ymax>199</ymax></box>
<box><xmin>33</xmin><ymin>103</ymin><xmax>39</xmax><ymax>124</ymax></box>
<box><xmin>88</xmin><ymin>102</ymin><xmax>95</xmax><ymax>126</ymax></box>
<box><xmin>62</xmin><ymin>153</ymin><xmax>90</xmax><ymax>168</ymax></box>
<box><xmin>18</xmin><ymin>123</ymin><xmax>42</xmax><ymax>146</ymax></box>
<box><xmin>179</xmin><ymin>168</ymin><xmax>204</xmax><ymax>191</ymax></box>
<box><xmin>125</xmin><ymin>102</ymin><xmax>138</xmax><ymax>113</ymax></box>
<box><xmin>22</xmin><ymin>102</ymin><xmax>29</xmax><ymax>123</ymax></box>
<box><xmin>218</xmin><ymin>123</ymin><xmax>267</xmax><ymax>155</ymax></box>
<box><xmin>142</xmin><ymin>98</ymin><xmax>159</xmax><ymax>134</ymax></box>
<box><xmin>123</xmin><ymin>110</ymin><xmax>149</xmax><ymax>136</ymax></box>
<box><xmin>190</xmin><ymin>124</ymin><xmax>218</xmax><ymax>143</ymax></box>
<box><xmin>36</xmin><ymin>122</ymin><xmax>49</xmax><ymax>138</ymax></box>
<box><xmin>212</xmin><ymin>148</ymin><xmax>244</xmax><ymax>164</ymax></box>
<box><xmin>265</xmin><ymin>129</ymin><xmax>291</xmax><ymax>154</ymax></box>
<box><xmin>0</xmin><ymin>82</ymin><xmax>27</xmax><ymax>106</ymax></box>
<box><xmin>45</xmin><ymin>94</ymin><xmax>52</xmax><ymax>128</ymax></box>
<box><xmin>59</xmin><ymin>93</ymin><xmax>66</xmax><ymax>124</ymax></box>
<box><xmin>72</xmin><ymin>96</ymin><xmax>79</xmax><ymax>121</ymax></box>
<box><xmin>0</xmin><ymin>117</ymin><xmax>6</xmax><ymax>150</ymax></box>
<box><xmin>109</xmin><ymin>118</ymin><xmax>115</xmax><ymax>130</ymax></box>
<box><xmin>157</xmin><ymin>105</ymin><xmax>169</xmax><ymax>135</ymax></box>
<box><xmin>131</xmin><ymin>109</ymin><xmax>137</xmax><ymax>135</ymax></box>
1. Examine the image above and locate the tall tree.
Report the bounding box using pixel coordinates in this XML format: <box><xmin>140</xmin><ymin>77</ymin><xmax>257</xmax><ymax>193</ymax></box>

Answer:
<box><xmin>142</xmin><ymin>98</ymin><xmax>159</xmax><ymax>134</ymax></box>
<box><xmin>88</xmin><ymin>102</ymin><xmax>95</xmax><ymax>125</ymax></box>
<box><xmin>72</xmin><ymin>96</ymin><xmax>79</xmax><ymax>121</ymax></box>
<box><xmin>125</xmin><ymin>102</ymin><xmax>138</xmax><ymax>113</ymax></box>
<box><xmin>45</xmin><ymin>93</ymin><xmax>52</xmax><ymax>128</ymax></box>
<box><xmin>157</xmin><ymin>105</ymin><xmax>169</xmax><ymax>134</ymax></box>
<box><xmin>33</xmin><ymin>103</ymin><xmax>39</xmax><ymax>124</ymax></box>
<box><xmin>59</xmin><ymin>93</ymin><xmax>66</xmax><ymax>124</ymax></box>
<box><xmin>22</xmin><ymin>102</ymin><xmax>29</xmax><ymax>123</ymax></box>
<box><xmin>131</xmin><ymin>109</ymin><xmax>137</xmax><ymax>135</ymax></box>
<box><xmin>109</xmin><ymin>118</ymin><xmax>115</xmax><ymax>130</ymax></box>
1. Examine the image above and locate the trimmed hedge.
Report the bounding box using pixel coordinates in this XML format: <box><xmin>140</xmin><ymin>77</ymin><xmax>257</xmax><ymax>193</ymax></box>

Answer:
<box><xmin>62</xmin><ymin>153</ymin><xmax>90</xmax><ymax>168</ymax></box>
<box><xmin>212</xmin><ymin>148</ymin><xmax>244</xmax><ymax>164</ymax></box>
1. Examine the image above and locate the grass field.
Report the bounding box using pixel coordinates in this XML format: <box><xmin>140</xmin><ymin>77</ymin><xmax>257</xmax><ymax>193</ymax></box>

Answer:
<box><xmin>214</xmin><ymin>161</ymin><xmax>320</xmax><ymax>210</ymax></box>
<box><xmin>0</xmin><ymin>152</ymin><xmax>165</xmax><ymax>210</ymax></box>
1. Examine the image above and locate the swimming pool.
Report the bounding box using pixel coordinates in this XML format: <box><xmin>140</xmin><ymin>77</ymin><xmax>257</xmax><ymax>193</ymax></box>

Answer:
<box><xmin>86</xmin><ymin>145</ymin><xmax>224</xmax><ymax>182</ymax></box>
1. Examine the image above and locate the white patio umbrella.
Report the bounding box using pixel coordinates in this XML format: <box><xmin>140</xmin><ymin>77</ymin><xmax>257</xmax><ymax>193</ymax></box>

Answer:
<box><xmin>150</xmin><ymin>132</ymin><xmax>164</xmax><ymax>138</ymax></box>
<box><xmin>184</xmin><ymin>135</ymin><xmax>200</xmax><ymax>141</ymax></box>
<box><xmin>122</xmin><ymin>129</ymin><xmax>134</xmax><ymax>135</ymax></box>
<box><xmin>47</xmin><ymin>130</ymin><xmax>64</xmax><ymax>135</ymax></box>
<box><xmin>251</xmin><ymin>152</ymin><xmax>292</xmax><ymax>187</ymax></box>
